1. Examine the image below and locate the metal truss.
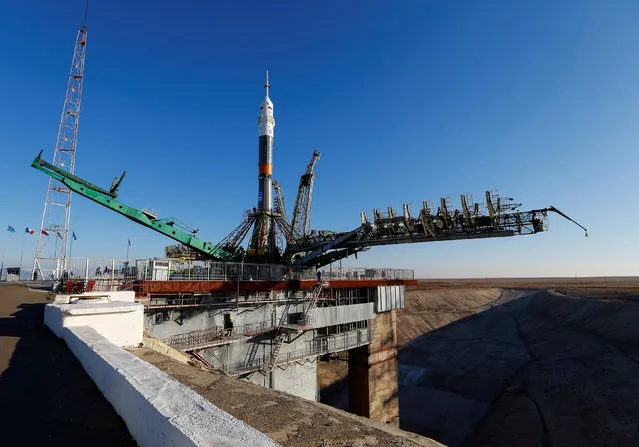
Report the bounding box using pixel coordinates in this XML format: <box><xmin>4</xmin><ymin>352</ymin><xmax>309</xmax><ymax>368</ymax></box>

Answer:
<box><xmin>291</xmin><ymin>149</ymin><xmax>320</xmax><ymax>237</ymax></box>
<box><xmin>287</xmin><ymin>191</ymin><xmax>587</xmax><ymax>268</ymax></box>
<box><xmin>33</xmin><ymin>26</ymin><xmax>87</xmax><ymax>279</ymax></box>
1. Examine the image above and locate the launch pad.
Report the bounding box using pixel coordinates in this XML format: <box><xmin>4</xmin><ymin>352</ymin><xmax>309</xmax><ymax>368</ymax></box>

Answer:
<box><xmin>30</xmin><ymin>70</ymin><xmax>586</xmax><ymax>277</ymax></box>
<box><xmin>29</xmin><ymin>27</ymin><xmax>588</xmax><ymax>427</ymax></box>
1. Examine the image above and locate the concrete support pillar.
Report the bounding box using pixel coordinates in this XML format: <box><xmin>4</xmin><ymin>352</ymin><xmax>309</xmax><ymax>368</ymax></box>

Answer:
<box><xmin>348</xmin><ymin>310</ymin><xmax>399</xmax><ymax>426</ymax></box>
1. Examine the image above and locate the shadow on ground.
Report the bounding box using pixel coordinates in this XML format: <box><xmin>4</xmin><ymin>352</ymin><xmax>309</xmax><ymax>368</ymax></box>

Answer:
<box><xmin>0</xmin><ymin>286</ymin><xmax>134</xmax><ymax>446</ymax></box>
<box><xmin>321</xmin><ymin>288</ymin><xmax>639</xmax><ymax>447</ymax></box>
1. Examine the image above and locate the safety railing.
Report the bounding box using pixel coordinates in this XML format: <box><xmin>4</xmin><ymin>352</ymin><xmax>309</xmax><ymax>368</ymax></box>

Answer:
<box><xmin>220</xmin><ymin>328</ymin><xmax>373</xmax><ymax>375</ymax></box>
<box><xmin>3</xmin><ymin>257</ymin><xmax>414</xmax><ymax>291</ymax></box>
<box><xmin>300</xmin><ymin>266</ymin><xmax>414</xmax><ymax>281</ymax></box>
<box><xmin>166</xmin><ymin>321</ymin><xmax>276</xmax><ymax>351</ymax></box>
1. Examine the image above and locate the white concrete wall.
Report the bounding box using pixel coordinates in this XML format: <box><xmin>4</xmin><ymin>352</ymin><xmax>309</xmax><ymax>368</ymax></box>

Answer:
<box><xmin>146</xmin><ymin>308</ymin><xmax>213</xmax><ymax>339</ymax></box>
<box><xmin>64</xmin><ymin>326</ymin><xmax>279</xmax><ymax>447</ymax></box>
<box><xmin>272</xmin><ymin>360</ymin><xmax>318</xmax><ymax>401</ymax></box>
<box><xmin>241</xmin><ymin>360</ymin><xmax>318</xmax><ymax>402</ymax></box>
<box><xmin>45</xmin><ymin>301</ymin><xmax>143</xmax><ymax>347</ymax></box>
<box><xmin>245</xmin><ymin>369</ymin><xmax>271</xmax><ymax>389</ymax></box>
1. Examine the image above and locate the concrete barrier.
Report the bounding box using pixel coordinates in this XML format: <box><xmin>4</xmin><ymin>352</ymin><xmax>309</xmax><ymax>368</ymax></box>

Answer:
<box><xmin>64</xmin><ymin>326</ymin><xmax>279</xmax><ymax>447</ymax></box>
<box><xmin>45</xmin><ymin>301</ymin><xmax>144</xmax><ymax>347</ymax></box>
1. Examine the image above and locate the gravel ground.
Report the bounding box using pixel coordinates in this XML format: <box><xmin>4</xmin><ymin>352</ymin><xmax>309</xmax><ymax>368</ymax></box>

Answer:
<box><xmin>129</xmin><ymin>346</ymin><xmax>442</xmax><ymax>447</ymax></box>
<box><xmin>0</xmin><ymin>284</ymin><xmax>135</xmax><ymax>446</ymax></box>
<box><xmin>398</xmin><ymin>282</ymin><xmax>639</xmax><ymax>446</ymax></box>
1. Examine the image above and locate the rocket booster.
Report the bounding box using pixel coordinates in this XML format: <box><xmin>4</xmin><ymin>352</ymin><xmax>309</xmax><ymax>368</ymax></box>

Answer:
<box><xmin>257</xmin><ymin>71</ymin><xmax>275</xmax><ymax>212</ymax></box>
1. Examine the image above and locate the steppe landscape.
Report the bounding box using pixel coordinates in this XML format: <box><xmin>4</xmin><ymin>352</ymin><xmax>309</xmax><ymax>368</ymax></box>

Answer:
<box><xmin>320</xmin><ymin>277</ymin><xmax>639</xmax><ymax>446</ymax></box>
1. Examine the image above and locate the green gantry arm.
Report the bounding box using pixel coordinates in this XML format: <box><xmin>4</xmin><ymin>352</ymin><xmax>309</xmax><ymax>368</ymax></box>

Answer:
<box><xmin>31</xmin><ymin>152</ymin><xmax>236</xmax><ymax>261</ymax></box>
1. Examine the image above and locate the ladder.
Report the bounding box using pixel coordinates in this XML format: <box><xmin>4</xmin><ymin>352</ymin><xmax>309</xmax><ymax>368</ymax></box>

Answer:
<box><xmin>301</xmin><ymin>282</ymin><xmax>324</xmax><ymax>326</ymax></box>
<box><xmin>265</xmin><ymin>298</ymin><xmax>292</xmax><ymax>371</ymax></box>
<box><xmin>265</xmin><ymin>283</ymin><xmax>324</xmax><ymax>372</ymax></box>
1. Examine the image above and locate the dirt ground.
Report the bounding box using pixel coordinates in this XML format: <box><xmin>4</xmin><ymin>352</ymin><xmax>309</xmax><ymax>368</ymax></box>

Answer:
<box><xmin>320</xmin><ymin>278</ymin><xmax>639</xmax><ymax>447</ymax></box>
<box><xmin>0</xmin><ymin>284</ymin><xmax>135</xmax><ymax>446</ymax></box>
<box><xmin>129</xmin><ymin>346</ymin><xmax>442</xmax><ymax>447</ymax></box>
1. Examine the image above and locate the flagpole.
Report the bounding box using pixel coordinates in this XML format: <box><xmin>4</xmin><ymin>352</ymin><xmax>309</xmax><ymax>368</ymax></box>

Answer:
<box><xmin>126</xmin><ymin>238</ymin><xmax>130</xmax><ymax>260</ymax></box>
<box><xmin>0</xmin><ymin>230</ymin><xmax>5</xmax><ymax>281</ymax></box>
<box><xmin>19</xmin><ymin>230</ymin><xmax>25</xmax><ymax>278</ymax></box>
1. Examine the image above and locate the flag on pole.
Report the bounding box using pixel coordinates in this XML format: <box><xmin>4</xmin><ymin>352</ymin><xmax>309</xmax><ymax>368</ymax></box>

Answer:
<box><xmin>72</xmin><ymin>232</ymin><xmax>77</xmax><ymax>241</ymax></box>
<box><xmin>7</xmin><ymin>225</ymin><xmax>15</xmax><ymax>233</ymax></box>
<box><xmin>56</xmin><ymin>232</ymin><xmax>63</xmax><ymax>240</ymax></box>
<box><xmin>41</xmin><ymin>230</ymin><xmax>49</xmax><ymax>236</ymax></box>
<box><xmin>25</xmin><ymin>227</ymin><xmax>35</xmax><ymax>234</ymax></box>
<box><xmin>128</xmin><ymin>238</ymin><xmax>131</xmax><ymax>246</ymax></box>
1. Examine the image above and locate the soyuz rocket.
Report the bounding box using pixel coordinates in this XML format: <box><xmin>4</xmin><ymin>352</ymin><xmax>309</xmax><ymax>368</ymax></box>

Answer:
<box><xmin>257</xmin><ymin>70</ymin><xmax>275</xmax><ymax>214</ymax></box>
<box><xmin>246</xmin><ymin>70</ymin><xmax>277</xmax><ymax>259</ymax></box>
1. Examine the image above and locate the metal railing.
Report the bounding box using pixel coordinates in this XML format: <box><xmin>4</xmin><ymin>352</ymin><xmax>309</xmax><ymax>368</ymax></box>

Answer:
<box><xmin>1</xmin><ymin>257</ymin><xmax>414</xmax><ymax>290</ymax></box>
<box><xmin>0</xmin><ymin>267</ymin><xmax>39</xmax><ymax>282</ymax></box>
<box><xmin>138</xmin><ymin>260</ymin><xmax>290</xmax><ymax>282</ymax></box>
<box><xmin>302</xmin><ymin>266</ymin><xmax>414</xmax><ymax>281</ymax></box>
<box><xmin>166</xmin><ymin>321</ymin><xmax>276</xmax><ymax>351</ymax></box>
<box><xmin>220</xmin><ymin>328</ymin><xmax>373</xmax><ymax>375</ymax></box>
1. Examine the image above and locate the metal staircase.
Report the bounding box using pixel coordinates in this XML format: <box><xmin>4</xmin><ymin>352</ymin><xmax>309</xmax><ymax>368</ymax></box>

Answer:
<box><xmin>264</xmin><ymin>298</ymin><xmax>292</xmax><ymax>371</ymax></box>
<box><xmin>265</xmin><ymin>282</ymin><xmax>324</xmax><ymax>372</ymax></box>
<box><xmin>301</xmin><ymin>282</ymin><xmax>324</xmax><ymax>327</ymax></box>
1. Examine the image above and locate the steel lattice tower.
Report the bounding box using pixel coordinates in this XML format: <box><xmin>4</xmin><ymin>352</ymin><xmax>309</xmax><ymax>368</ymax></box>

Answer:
<box><xmin>33</xmin><ymin>26</ymin><xmax>87</xmax><ymax>280</ymax></box>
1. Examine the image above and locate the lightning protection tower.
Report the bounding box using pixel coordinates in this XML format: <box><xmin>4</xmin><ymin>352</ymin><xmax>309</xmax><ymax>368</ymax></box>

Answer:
<box><xmin>33</xmin><ymin>26</ymin><xmax>87</xmax><ymax>280</ymax></box>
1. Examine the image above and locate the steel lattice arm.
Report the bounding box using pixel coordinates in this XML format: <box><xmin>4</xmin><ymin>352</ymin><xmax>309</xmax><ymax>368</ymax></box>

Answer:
<box><xmin>273</xmin><ymin>181</ymin><xmax>288</xmax><ymax>224</ymax></box>
<box><xmin>31</xmin><ymin>153</ymin><xmax>237</xmax><ymax>261</ymax></box>
<box><xmin>291</xmin><ymin>150</ymin><xmax>320</xmax><ymax>237</ymax></box>
<box><xmin>217</xmin><ymin>214</ymin><xmax>256</xmax><ymax>255</ymax></box>
<box><xmin>287</xmin><ymin>192</ymin><xmax>587</xmax><ymax>268</ymax></box>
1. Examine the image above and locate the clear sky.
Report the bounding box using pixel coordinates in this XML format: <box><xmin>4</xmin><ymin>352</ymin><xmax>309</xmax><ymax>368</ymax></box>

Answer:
<box><xmin>1</xmin><ymin>0</ymin><xmax>637</xmax><ymax>277</ymax></box>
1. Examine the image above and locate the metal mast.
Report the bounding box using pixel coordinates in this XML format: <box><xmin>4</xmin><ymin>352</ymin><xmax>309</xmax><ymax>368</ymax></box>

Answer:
<box><xmin>273</xmin><ymin>180</ymin><xmax>288</xmax><ymax>223</ymax></box>
<box><xmin>33</xmin><ymin>26</ymin><xmax>87</xmax><ymax>279</ymax></box>
<box><xmin>291</xmin><ymin>149</ymin><xmax>321</xmax><ymax>236</ymax></box>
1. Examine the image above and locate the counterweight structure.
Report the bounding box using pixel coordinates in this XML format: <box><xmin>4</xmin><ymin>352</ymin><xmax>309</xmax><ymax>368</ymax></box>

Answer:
<box><xmin>33</xmin><ymin>26</ymin><xmax>87</xmax><ymax>279</ymax></box>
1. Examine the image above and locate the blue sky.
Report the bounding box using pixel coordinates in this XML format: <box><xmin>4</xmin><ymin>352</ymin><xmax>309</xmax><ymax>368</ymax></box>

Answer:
<box><xmin>1</xmin><ymin>0</ymin><xmax>637</xmax><ymax>277</ymax></box>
